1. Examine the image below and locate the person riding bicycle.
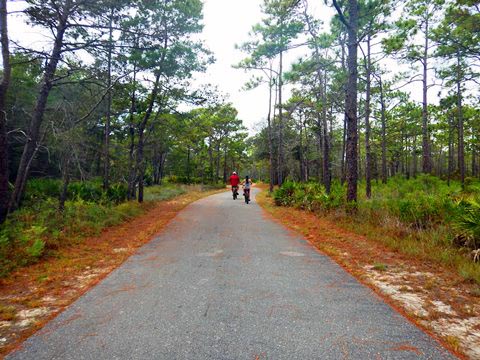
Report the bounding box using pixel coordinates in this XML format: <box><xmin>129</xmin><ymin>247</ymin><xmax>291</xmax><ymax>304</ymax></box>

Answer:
<box><xmin>242</xmin><ymin>175</ymin><xmax>252</xmax><ymax>203</ymax></box>
<box><xmin>229</xmin><ymin>171</ymin><xmax>240</xmax><ymax>197</ymax></box>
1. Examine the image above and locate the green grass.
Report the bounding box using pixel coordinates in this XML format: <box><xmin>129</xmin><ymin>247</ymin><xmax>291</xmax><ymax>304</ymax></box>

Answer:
<box><xmin>143</xmin><ymin>184</ymin><xmax>188</xmax><ymax>201</ymax></box>
<box><xmin>0</xmin><ymin>182</ymin><xmax>209</xmax><ymax>278</ymax></box>
<box><xmin>373</xmin><ymin>263</ymin><xmax>388</xmax><ymax>271</ymax></box>
<box><xmin>273</xmin><ymin>175</ymin><xmax>480</xmax><ymax>284</ymax></box>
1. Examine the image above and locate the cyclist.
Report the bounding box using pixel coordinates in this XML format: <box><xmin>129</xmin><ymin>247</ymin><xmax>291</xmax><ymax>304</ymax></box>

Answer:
<box><xmin>229</xmin><ymin>171</ymin><xmax>240</xmax><ymax>199</ymax></box>
<box><xmin>242</xmin><ymin>175</ymin><xmax>252</xmax><ymax>203</ymax></box>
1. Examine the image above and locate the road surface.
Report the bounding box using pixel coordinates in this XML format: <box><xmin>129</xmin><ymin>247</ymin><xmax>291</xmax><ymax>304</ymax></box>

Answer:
<box><xmin>8</xmin><ymin>189</ymin><xmax>455</xmax><ymax>359</ymax></box>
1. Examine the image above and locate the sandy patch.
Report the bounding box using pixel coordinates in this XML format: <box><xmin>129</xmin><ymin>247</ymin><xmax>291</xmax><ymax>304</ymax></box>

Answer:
<box><xmin>365</xmin><ymin>266</ymin><xmax>480</xmax><ymax>359</ymax></box>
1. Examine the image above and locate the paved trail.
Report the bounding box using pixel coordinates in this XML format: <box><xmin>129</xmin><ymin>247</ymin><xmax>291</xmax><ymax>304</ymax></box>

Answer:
<box><xmin>9</xmin><ymin>189</ymin><xmax>455</xmax><ymax>359</ymax></box>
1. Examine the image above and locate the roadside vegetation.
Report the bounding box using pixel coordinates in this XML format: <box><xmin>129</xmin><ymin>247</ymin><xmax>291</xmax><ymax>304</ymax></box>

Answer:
<box><xmin>0</xmin><ymin>178</ymin><xmax>224</xmax><ymax>278</ymax></box>
<box><xmin>273</xmin><ymin>175</ymin><xmax>480</xmax><ymax>284</ymax></box>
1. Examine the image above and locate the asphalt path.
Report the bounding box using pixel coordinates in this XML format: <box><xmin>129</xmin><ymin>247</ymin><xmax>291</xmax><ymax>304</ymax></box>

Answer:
<box><xmin>8</xmin><ymin>189</ymin><xmax>455</xmax><ymax>359</ymax></box>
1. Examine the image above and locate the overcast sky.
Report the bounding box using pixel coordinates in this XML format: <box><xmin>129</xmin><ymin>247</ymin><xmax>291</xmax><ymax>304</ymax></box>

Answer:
<box><xmin>199</xmin><ymin>0</ymin><xmax>335</xmax><ymax>134</ymax></box>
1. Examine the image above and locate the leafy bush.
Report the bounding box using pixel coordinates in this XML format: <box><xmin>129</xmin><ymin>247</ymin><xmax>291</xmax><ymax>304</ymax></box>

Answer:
<box><xmin>453</xmin><ymin>195</ymin><xmax>480</xmax><ymax>249</ymax></box>
<box><xmin>68</xmin><ymin>181</ymin><xmax>104</xmax><ymax>202</ymax></box>
<box><xmin>363</xmin><ymin>175</ymin><xmax>458</xmax><ymax>228</ymax></box>
<box><xmin>24</xmin><ymin>178</ymin><xmax>61</xmax><ymax>202</ymax></box>
<box><xmin>106</xmin><ymin>183</ymin><xmax>128</xmax><ymax>203</ymax></box>
<box><xmin>274</xmin><ymin>181</ymin><xmax>345</xmax><ymax>211</ymax></box>
<box><xmin>0</xmin><ymin>180</ymin><xmax>200</xmax><ymax>277</ymax></box>
<box><xmin>24</xmin><ymin>178</ymin><xmax>129</xmax><ymax>205</ymax></box>
<box><xmin>274</xmin><ymin>181</ymin><xmax>298</xmax><ymax>206</ymax></box>
<box><xmin>0</xmin><ymin>198</ymin><xmax>146</xmax><ymax>276</ymax></box>
<box><xmin>164</xmin><ymin>175</ymin><xmax>203</xmax><ymax>184</ymax></box>
<box><xmin>274</xmin><ymin>175</ymin><xmax>476</xmax><ymax>231</ymax></box>
<box><xmin>26</xmin><ymin>239</ymin><xmax>45</xmax><ymax>259</ymax></box>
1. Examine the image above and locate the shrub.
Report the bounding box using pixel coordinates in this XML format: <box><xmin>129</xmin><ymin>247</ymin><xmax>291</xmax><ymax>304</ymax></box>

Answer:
<box><xmin>26</xmin><ymin>239</ymin><xmax>45</xmax><ymax>259</ymax></box>
<box><xmin>453</xmin><ymin>195</ymin><xmax>480</xmax><ymax>249</ymax></box>
<box><xmin>274</xmin><ymin>181</ymin><xmax>297</xmax><ymax>206</ymax></box>
<box><xmin>24</xmin><ymin>178</ymin><xmax>61</xmax><ymax>203</ymax></box>
<box><xmin>68</xmin><ymin>181</ymin><xmax>103</xmax><ymax>202</ymax></box>
<box><xmin>106</xmin><ymin>183</ymin><xmax>128</xmax><ymax>203</ymax></box>
<box><xmin>0</xmin><ymin>197</ymin><xmax>147</xmax><ymax>276</ymax></box>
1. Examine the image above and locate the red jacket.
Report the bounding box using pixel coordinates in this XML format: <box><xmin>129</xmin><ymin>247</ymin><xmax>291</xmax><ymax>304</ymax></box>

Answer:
<box><xmin>229</xmin><ymin>174</ymin><xmax>240</xmax><ymax>186</ymax></box>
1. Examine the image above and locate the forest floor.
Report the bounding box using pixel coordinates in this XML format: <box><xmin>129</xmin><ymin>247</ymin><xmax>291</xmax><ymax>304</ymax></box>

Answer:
<box><xmin>0</xmin><ymin>187</ymin><xmax>225</xmax><ymax>358</ymax></box>
<box><xmin>256</xmin><ymin>187</ymin><xmax>480</xmax><ymax>360</ymax></box>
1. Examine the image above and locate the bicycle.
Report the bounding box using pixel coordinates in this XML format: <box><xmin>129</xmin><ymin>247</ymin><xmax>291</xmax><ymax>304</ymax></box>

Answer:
<box><xmin>232</xmin><ymin>186</ymin><xmax>239</xmax><ymax>200</ymax></box>
<box><xmin>243</xmin><ymin>187</ymin><xmax>250</xmax><ymax>204</ymax></box>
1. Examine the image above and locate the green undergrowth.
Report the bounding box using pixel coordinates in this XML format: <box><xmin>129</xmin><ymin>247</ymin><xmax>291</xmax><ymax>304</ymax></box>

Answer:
<box><xmin>143</xmin><ymin>183</ymin><xmax>225</xmax><ymax>201</ymax></box>
<box><xmin>0</xmin><ymin>181</ymin><xmax>217</xmax><ymax>278</ymax></box>
<box><xmin>273</xmin><ymin>175</ymin><xmax>480</xmax><ymax>284</ymax></box>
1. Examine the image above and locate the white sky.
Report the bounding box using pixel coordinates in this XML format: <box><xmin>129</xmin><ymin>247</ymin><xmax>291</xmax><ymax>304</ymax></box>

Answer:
<box><xmin>199</xmin><ymin>0</ymin><xmax>335</xmax><ymax>134</ymax></box>
<box><xmin>198</xmin><ymin>0</ymin><xmax>267</xmax><ymax>133</ymax></box>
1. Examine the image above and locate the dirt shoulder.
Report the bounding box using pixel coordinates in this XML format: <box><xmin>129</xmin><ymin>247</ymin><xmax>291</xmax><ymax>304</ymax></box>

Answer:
<box><xmin>256</xmin><ymin>190</ymin><xmax>480</xmax><ymax>360</ymax></box>
<box><xmin>0</xmin><ymin>188</ymin><xmax>225</xmax><ymax>358</ymax></box>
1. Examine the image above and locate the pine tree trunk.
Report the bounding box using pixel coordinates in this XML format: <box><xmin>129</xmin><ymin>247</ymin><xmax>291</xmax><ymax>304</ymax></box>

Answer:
<box><xmin>380</xmin><ymin>78</ymin><xmax>387</xmax><ymax>184</ymax></box>
<box><xmin>0</xmin><ymin>0</ymin><xmax>11</xmax><ymax>223</ymax></box>
<box><xmin>472</xmin><ymin>128</ymin><xmax>478</xmax><ymax>177</ymax></box>
<box><xmin>345</xmin><ymin>0</ymin><xmax>359</xmax><ymax>203</ymax></box>
<box><xmin>321</xmin><ymin>69</ymin><xmax>331</xmax><ymax>193</ymax></box>
<box><xmin>223</xmin><ymin>146</ymin><xmax>228</xmax><ymax>183</ymax></box>
<box><xmin>278</xmin><ymin>49</ymin><xmax>284</xmax><ymax>186</ymax></box>
<box><xmin>411</xmin><ymin>133</ymin><xmax>416</xmax><ymax>178</ymax></box>
<box><xmin>340</xmin><ymin>33</ymin><xmax>347</xmax><ymax>186</ymax></box>
<box><xmin>58</xmin><ymin>157</ymin><xmax>70</xmax><ymax>212</ymax></box>
<box><xmin>10</xmin><ymin>8</ymin><xmax>69</xmax><ymax>210</ymax></box>
<box><xmin>448</xmin><ymin>115</ymin><xmax>454</xmax><ymax>186</ymax></box>
<box><xmin>299</xmin><ymin>117</ymin><xmax>304</xmax><ymax>181</ymax></box>
<box><xmin>127</xmin><ymin>66</ymin><xmax>137</xmax><ymax>200</ymax></box>
<box><xmin>456</xmin><ymin>52</ymin><xmax>465</xmax><ymax>188</ymax></box>
<box><xmin>103</xmin><ymin>8</ymin><xmax>114</xmax><ymax>191</ymax></box>
<box><xmin>137</xmin><ymin>73</ymin><xmax>161</xmax><ymax>203</ymax></box>
<box><xmin>364</xmin><ymin>33</ymin><xmax>372</xmax><ymax>198</ymax></box>
<box><xmin>421</xmin><ymin>17</ymin><xmax>431</xmax><ymax>174</ymax></box>
<box><xmin>267</xmin><ymin>67</ymin><xmax>274</xmax><ymax>192</ymax></box>
<box><xmin>305</xmin><ymin>10</ymin><xmax>330</xmax><ymax>192</ymax></box>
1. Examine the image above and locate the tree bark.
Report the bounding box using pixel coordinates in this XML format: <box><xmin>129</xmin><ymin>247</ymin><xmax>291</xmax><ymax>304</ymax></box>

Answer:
<box><xmin>0</xmin><ymin>0</ymin><xmax>11</xmax><ymax>223</ymax></box>
<box><xmin>58</xmin><ymin>156</ymin><xmax>70</xmax><ymax>212</ymax></box>
<box><xmin>278</xmin><ymin>49</ymin><xmax>284</xmax><ymax>186</ymax></box>
<box><xmin>456</xmin><ymin>51</ymin><xmax>465</xmax><ymax>188</ymax></box>
<box><xmin>472</xmin><ymin>128</ymin><xmax>478</xmax><ymax>178</ymax></box>
<box><xmin>10</xmin><ymin>3</ymin><xmax>70</xmax><ymax>210</ymax></box>
<box><xmin>421</xmin><ymin>16</ymin><xmax>432</xmax><ymax>174</ymax></box>
<box><xmin>298</xmin><ymin>112</ymin><xmax>304</xmax><ymax>181</ymax></box>
<box><xmin>340</xmin><ymin>31</ymin><xmax>347</xmax><ymax>185</ymax></box>
<box><xmin>364</xmin><ymin>32</ymin><xmax>372</xmax><ymax>198</ymax></box>
<box><xmin>127</xmin><ymin>65</ymin><xmax>137</xmax><ymax>200</ymax></box>
<box><xmin>267</xmin><ymin>66</ymin><xmax>275</xmax><ymax>192</ymax></box>
<box><xmin>103</xmin><ymin>8</ymin><xmax>114</xmax><ymax>191</ymax></box>
<box><xmin>321</xmin><ymin>69</ymin><xmax>331</xmax><ymax>193</ymax></box>
<box><xmin>379</xmin><ymin>78</ymin><xmax>387</xmax><ymax>184</ymax></box>
<box><xmin>137</xmin><ymin>73</ymin><xmax>161</xmax><ymax>203</ymax></box>
<box><xmin>304</xmin><ymin>9</ymin><xmax>330</xmax><ymax>191</ymax></box>
<box><xmin>342</xmin><ymin>0</ymin><xmax>359</xmax><ymax>203</ymax></box>
<box><xmin>412</xmin><ymin>133</ymin><xmax>418</xmax><ymax>178</ymax></box>
<box><xmin>223</xmin><ymin>145</ymin><xmax>228</xmax><ymax>183</ymax></box>
<box><xmin>448</xmin><ymin>115</ymin><xmax>454</xmax><ymax>186</ymax></box>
